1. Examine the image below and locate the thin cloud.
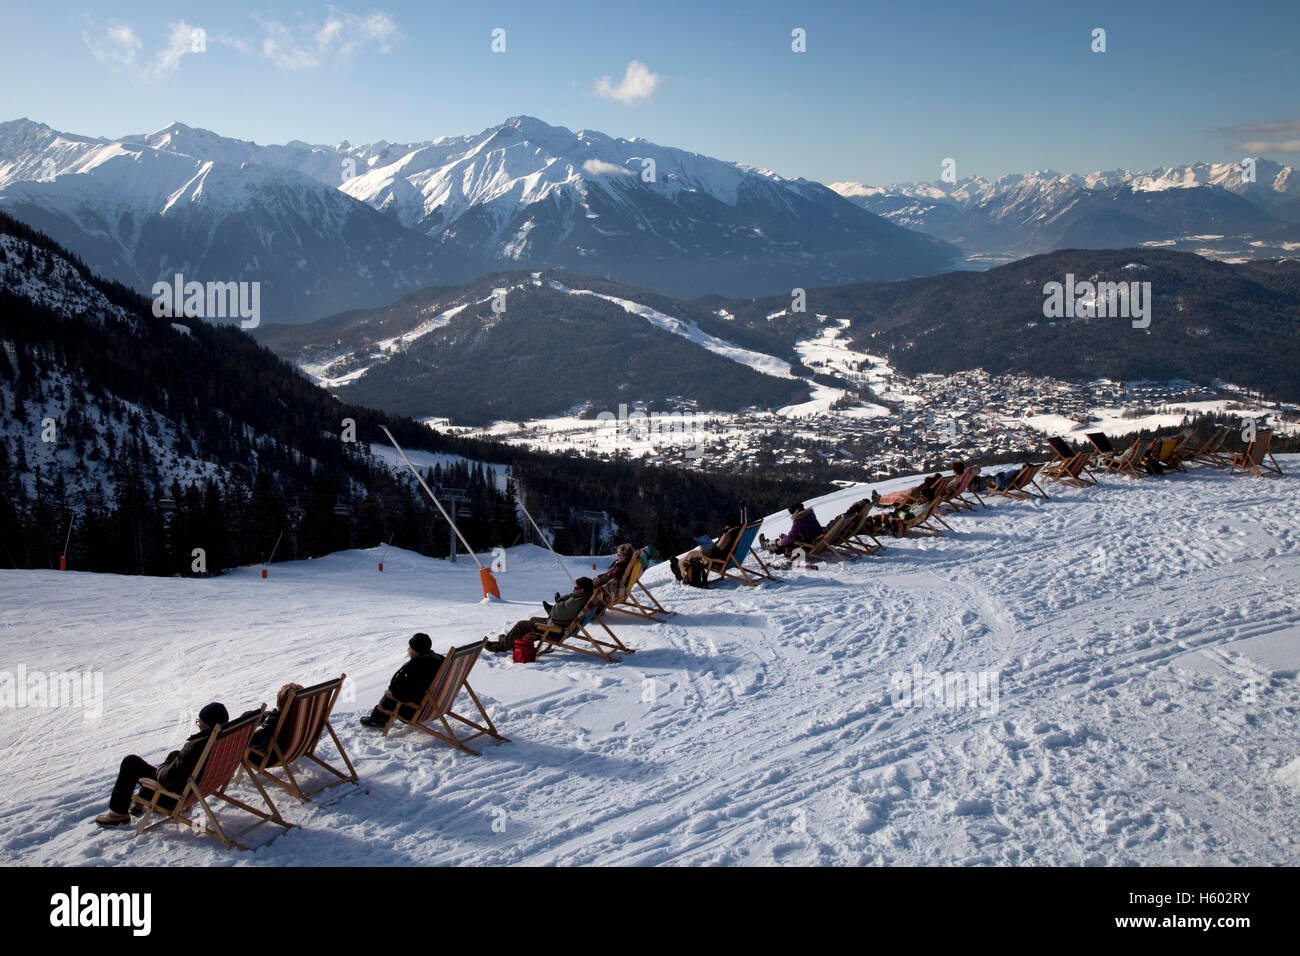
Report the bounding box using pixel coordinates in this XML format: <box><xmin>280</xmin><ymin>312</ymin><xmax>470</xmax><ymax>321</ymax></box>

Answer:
<box><xmin>1218</xmin><ymin>119</ymin><xmax>1300</xmax><ymax>153</ymax></box>
<box><xmin>84</xmin><ymin>21</ymin><xmax>142</xmax><ymax>70</ymax></box>
<box><xmin>84</xmin><ymin>19</ymin><xmax>233</xmax><ymax>81</ymax></box>
<box><xmin>582</xmin><ymin>159</ymin><xmax>635</xmax><ymax>176</ymax></box>
<box><xmin>258</xmin><ymin>9</ymin><xmax>400</xmax><ymax>71</ymax></box>
<box><xmin>595</xmin><ymin>60</ymin><xmax>661</xmax><ymax>105</ymax></box>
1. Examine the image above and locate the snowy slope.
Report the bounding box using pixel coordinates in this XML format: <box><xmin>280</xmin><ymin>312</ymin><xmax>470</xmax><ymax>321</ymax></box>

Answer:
<box><xmin>2</xmin><ymin>459</ymin><xmax>1298</xmax><ymax>866</ymax></box>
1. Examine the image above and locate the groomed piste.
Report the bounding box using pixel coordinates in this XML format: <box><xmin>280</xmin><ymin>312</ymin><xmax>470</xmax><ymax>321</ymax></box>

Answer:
<box><xmin>1</xmin><ymin>447</ymin><xmax>1297</xmax><ymax>866</ymax></box>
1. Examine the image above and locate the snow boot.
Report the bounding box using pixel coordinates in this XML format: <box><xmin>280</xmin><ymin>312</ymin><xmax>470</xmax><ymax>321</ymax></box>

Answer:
<box><xmin>95</xmin><ymin>811</ymin><xmax>130</xmax><ymax>827</ymax></box>
<box><xmin>669</xmin><ymin>556</ymin><xmax>682</xmax><ymax>581</ymax></box>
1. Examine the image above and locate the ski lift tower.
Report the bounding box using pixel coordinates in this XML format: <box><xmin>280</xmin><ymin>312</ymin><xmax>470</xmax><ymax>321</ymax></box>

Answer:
<box><xmin>441</xmin><ymin>488</ymin><xmax>469</xmax><ymax>562</ymax></box>
<box><xmin>580</xmin><ymin>509</ymin><xmax>606</xmax><ymax>558</ymax></box>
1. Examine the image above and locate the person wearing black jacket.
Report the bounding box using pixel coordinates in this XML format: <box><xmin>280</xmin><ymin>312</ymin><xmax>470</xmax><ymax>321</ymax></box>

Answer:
<box><xmin>94</xmin><ymin>701</ymin><xmax>229</xmax><ymax>827</ymax></box>
<box><xmin>359</xmin><ymin>633</ymin><xmax>445</xmax><ymax>728</ymax></box>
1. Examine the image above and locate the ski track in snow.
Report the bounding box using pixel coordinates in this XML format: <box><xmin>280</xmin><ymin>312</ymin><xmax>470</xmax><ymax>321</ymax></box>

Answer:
<box><xmin>1</xmin><ymin>461</ymin><xmax>1298</xmax><ymax>866</ymax></box>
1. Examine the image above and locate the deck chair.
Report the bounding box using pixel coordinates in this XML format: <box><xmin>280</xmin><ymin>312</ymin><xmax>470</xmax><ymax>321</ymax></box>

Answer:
<box><xmin>1173</xmin><ymin>427</ymin><xmax>1228</xmax><ymax>468</ymax></box>
<box><xmin>790</xmin><ymin>513</ymin><xmax>861</xmax><ymax>561</ymax></box>
<box><xmin>378</xmin><ymin>640</ymin><xmax>509</xmax><ymax>753</ymax></box>
<box><xmin>1045</xmin><ymin>435</ymin><xmax>1077</xmax><ymax>466</ymax></box>
<box><xmin>133</xmin><ymin>706</ymin><xmax>289</xmax><ymax>850</ymax></box>
<box><xmin>1230</xmin><ymin>429</ymin><xmax>1284</xmax><ymax>477</ymax></box>
<box><xmin>992</xmin><ymin>463</ymin><xmax>1050</xmax><ymax>501</ymax></box>
<box><xmin>535</xmin><ymin>599</ymin><xmax>636</xmax><ymax>663</ymax></box>
<box><xmin>937</xmin><ymin>468</ymin><xmax>984</xmax><ymax>512</ymax></box>
<box><xmin>1042</xmin><ymin>450</ymin><xmax>1098</xmax><ymax>488</ymax></box>
<box><xmin>241</xmin><ymin>675</ymin><xmax>358</xmax><ymax>803</ymax></box>
<box><xmin>838</xmin><ymin>507</ymin><xmax>884</xmax><ymax>556</ymax></box>
<box><xmin>1191</xmin><ymin>427</ymin><xmax>1232</xmax><ymax>468</ymax></box>
<box><xmin>602</xmin><ymin>549</ymin><xmax>670</xmax><ymax>620</ymax></box>
<box><xmin>1100</xmin><ymin>438</ymin><xmax>1151</xmax><ymax>479</ymax></box>
<box><xmin>704</xmin><ymin>522</ymin><xmax>780</xmax><ymax>585</ymax></box>
<box><xmin>1151</xmin><ymin>434</ymin><xmax>1189</xmax><ymax>473</ymax></box>
<box><xmin>896</xmin><ymin>497</ymin><xmax>954</xmax><ymax>536</ymax></box>
<box><xmin>1085</xmin><ymin>432</ymin><xmax>1118</xmax><ymax>456</ymax></box>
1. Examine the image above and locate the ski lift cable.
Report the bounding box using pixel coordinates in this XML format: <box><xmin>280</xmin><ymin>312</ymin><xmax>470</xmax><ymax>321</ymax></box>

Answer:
<box><xmin>515</xmin><ymin>492</ymin><xmax>576</xmax><ymax>585</ymax></box>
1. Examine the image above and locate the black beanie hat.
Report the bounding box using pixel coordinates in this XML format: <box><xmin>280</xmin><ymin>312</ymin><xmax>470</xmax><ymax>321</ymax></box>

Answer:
<box><xmin>409</xmin><ymin>632</ymin><xmax>432</xmax><ymax>654</ymax></box>
<box><xmin>198</xmin><ymin>702</ymin><xmax>228</xmax><ymax>727</ymax></box>
<box><xmin>575</xmin><ymin>577</ymin><xmax>594</xmax><ymax>592</ymax></box>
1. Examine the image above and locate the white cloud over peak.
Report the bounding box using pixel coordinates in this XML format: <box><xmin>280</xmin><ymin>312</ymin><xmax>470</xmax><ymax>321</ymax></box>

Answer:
<box><xmin>594</xmin><ymin>60</ymin><xmax>661</xmax><ymax>105</ymax></box>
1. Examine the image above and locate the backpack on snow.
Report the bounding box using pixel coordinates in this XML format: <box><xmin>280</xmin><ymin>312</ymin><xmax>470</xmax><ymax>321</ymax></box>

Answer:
<box><xmin>682</xmin><ymin>556</ymin><xmax>710</xmax><ymax>589</ymax></box>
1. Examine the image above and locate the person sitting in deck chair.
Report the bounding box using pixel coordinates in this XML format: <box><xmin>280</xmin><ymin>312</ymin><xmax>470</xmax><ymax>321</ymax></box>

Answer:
<box><xmin>991</xmin><ymin>464</ymin><xmax>1031</xmax><ymax>492</ymax></box>
<box><xmin>248</xmin><ymin>683</ymin><xmax>304</xmax><ymax>755</ymax></box>
<box><xmin>359</xmin><ymin>634</ymin><xmax>446</xmax><ymax>728</ymax></box>
<box><xmin>592</xmin><ymin>543</ymin><xmax>636</xmax><ymax>607</ymax></box>
<box><xmin>878</xmin><ymin>472</ymin><xmax>946</xmax><ymax>507</ymax></box>
<box><xmin>94</xmin><ymin>701</ymin><xmax>229</xmax><ymax>827</ymax></box>
<box><xmin>761</xmin><ymin>503</ymin><xmax>824</xmax><ymax>557</ymax></box>
<box><xmin>485</xmin><ymin>578</ymin><xmax>596</xmax><ymax>654</ymax></box>
<box><xmin>670</xmin><ymin>514</ymin><xmax>743</xmax><ymax>580</ymax></box>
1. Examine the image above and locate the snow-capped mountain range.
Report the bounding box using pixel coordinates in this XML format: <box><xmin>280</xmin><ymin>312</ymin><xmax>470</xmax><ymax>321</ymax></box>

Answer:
<box><xmin>0</xmin><ymin>116</ymin><xmax>957</xmax><ymax>321</ymax></box>
<box><xmin>832</xmin><ymin>161</ymin><xmax>1300</xmax><ymax>265</ymax></box>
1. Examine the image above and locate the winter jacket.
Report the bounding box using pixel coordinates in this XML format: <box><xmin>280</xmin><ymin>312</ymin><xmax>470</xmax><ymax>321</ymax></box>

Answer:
<box><xmin>592</xmin><ymin>556</ymin><xmax>631</xmax><ymax>589</ymax></box>
<box><xmin>156</xmin><ymin>727</ymin><xmax>217</xmax><ymax>793</ymax></box>
<box><xmin>777</xmin><ymin>509</ymin><xmax>824</xmax><ymax>549</ymax></box>
<box><xmin>548</xmin><ymin>589</ymin><xmax>592</xmax><ymax>629</ymax></box>
<box><xmin>387</xmin><ymin>651</ymin><xmax>446</xmax><ymax>704</ymax></box>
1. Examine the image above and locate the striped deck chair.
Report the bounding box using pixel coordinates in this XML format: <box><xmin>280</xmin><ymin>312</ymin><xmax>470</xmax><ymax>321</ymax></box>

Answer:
<box><xmin>535</xmin><ymin>599</ymin><xmax>636</xmax><ymax>663</ymax></box>
<box><xmin>378</xmin><ymin>640</ymin><xmax>509</xmax><ymax>754</ymax></box>
<box><xmin>704</xmin><ymin>522</ymin><xmax>780</xmax><ymax>585</ymax></box>
<box><xmin>242</xmin><ymin>676</ymin><xmax>358</xmax><ymax>802</ymax></box>
<box><xmin>992</xmin><ymin>463</ymin><xmax>1050</xmax><ymax>502</ymax></box>
<box><xmin>1101</xmin><ymin>438</ymin><xmax>1151</xmax><ymax>479</ymax></box>
<box><xmin>1173</xmin><ymin>426</ymin><xmax>1228</xmax><ymax>468</ymax></box>
<box><xmin>937</xmin><ymin>468</ymin><xmax>984</xmax><ymax>512</ymax></box>
<box><xmin>603</xmin><ymin>549</ymin><xmax>670</xmax><ymax>621</ymax></box>
<box><xmin>1230</xmin><ymin>429</ymin><xmax>1284</xmax><ymax>477</ymax></box>
<box><xmin>1042</xmin><ymin>450</ymin><xmax>1097</xmax><ymax>488</ymax></box>
<box><xmin>133</xmin><ymin>706</ymin><xmax>289</xmax><ymax>850</ymax></box>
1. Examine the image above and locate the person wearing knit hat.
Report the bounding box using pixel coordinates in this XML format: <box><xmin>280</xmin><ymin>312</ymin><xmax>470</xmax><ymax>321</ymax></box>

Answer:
<box><xmin>359</xmin><ymin>633</ymin><xmax>446</xmax><ymax>728</ymax></box>
<box><xmin>485</xmin><ymin>577</ymin><xmax>596</xmax><ymax>654</ymax></box>
<box><xmin>94</xmin><ymin>701</ymin><xmax>230</xmax><ymax>827</ymax></box>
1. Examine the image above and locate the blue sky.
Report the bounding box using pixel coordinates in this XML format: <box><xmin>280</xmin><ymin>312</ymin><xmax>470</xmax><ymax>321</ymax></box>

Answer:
<box><xmin>1</xmin><ymin>0</ymin><xmax>1296</xmax><ymax>185</ymax></box>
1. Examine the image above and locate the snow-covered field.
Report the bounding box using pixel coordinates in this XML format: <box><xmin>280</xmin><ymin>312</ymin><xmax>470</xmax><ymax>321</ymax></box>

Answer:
<box><xmin>2</xmin><ymin>459</ymin><xmax>1298</xmax><ymax>866</ymax></box>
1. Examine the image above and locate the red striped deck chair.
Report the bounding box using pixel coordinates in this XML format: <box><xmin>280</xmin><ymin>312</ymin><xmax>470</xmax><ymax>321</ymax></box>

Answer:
<box><xmin>704</xmin><ymin>522</ymin><xmax>780</xmax><ymax>584</ymax></box>
<box><xmin>536</xmin><ymin>599</ymin><xmax>636</xmax><ymax>663</ymax></box>
<box><xmin>378</xmin><ymin>640</ymin><xmax>509</xmax><ymax>754</ymax></box>
<box><xmin>1230</xmin><ymin>429</ymin><xmax>1283</xmax><ymax>477</ymax></box>
<box><xmin>242</xmin><ymin>676</ymin><xmax>358</xmax><ymax>802</ymax></box>
<box><xmin>133</xmin><ymin>706</ymin><xmax>289</xmax><ymax>850</ymax></box>
<box><xmin>992</xmin><ymin>463</ymin><xmax>1050</xmax><ymax>502</ymax></box>
<box><xmin>938</xmin><ymin>467</ymin><xmax>985</xmax><ymax>512</ymax></box>
<box><xmin>1100</xmin><ymin>438</ymin><xmax>1151</xmax><ymax>479</ymax></box>
<box><xmin>602</xmin><ymin>549</ymin><xmax>670</xmax><ymax>621</ymax></box>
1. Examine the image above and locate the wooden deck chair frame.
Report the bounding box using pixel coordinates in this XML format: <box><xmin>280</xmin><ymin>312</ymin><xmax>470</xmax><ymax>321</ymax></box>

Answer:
<box><xmin>1192</xmin><ymin>427</ymin><xmax>1232</xmax><ymax>468</ymax></box>
<box><xmin>792</xmin><ymin>513</ymin><xmax>860</xmax><ymax>561</ymax></box>
<box><xmin>1152</xmin><ymin>434</ymin><xmax>1189</xmax><ymax>473</ymax></box>
<box><xmin>896</xmin><ymin>497</ymin><xmax>954</xmax><ymax>536</ymax></box>
<box><xmin>241</xmin><ymin>675</ymin><xmax>358</xmax><ymax>803</ymax></box>
<box><xmin>1230</xmin><ymin>429</ymin><xmax>1284</xmax><ymax>477</ymax></box>
<box><xmin>1100</xmin><ymin>438</ymin><xmax>1151</xmax><ymax>479</ymax></box>
<box><xmin>1042</xmin><ymin>451</ymin><xmax>1097</xmax><ymax>488</ymax></box>
<box><xmin>993</xmin><ymin>464</ymin><xmax>1050</xmax><ymax>502</ymax></box>
<box><xmin>535</xmin><ymin>601</ymin><xmax>636</xmax><ymax>663</ymax></box>
<box><xmin>1174</xmin><ymin>426</ymin><xmax>1227</xmax><ymax>468</ymax></box>
<box><xmin>936</xmin><ymin>469</ymin><xmax>983</xmax><ymax>513</ymax></box>
<box><xmin>603</xmin><ymin>554</ymin><xmax>670</xmax><ymax>621</ymax></box>
<box><xmin>839</xmin><ymin>507</ymin><xmax>884</xmax><ymax>556</ymax></box>
<box><xmin>704</xmin><ymin>522</ymin><xmax>780</xmax><ymax>585</ymax></box>
<box><xmin>378</xmin><ymin>640</ymin><xmax>509</xmax><ymax>753</ymax></box>
<box><xmin>133</xmin><ymin>706</ymin><xmax>289</xmax><ymax>851</ymax></box>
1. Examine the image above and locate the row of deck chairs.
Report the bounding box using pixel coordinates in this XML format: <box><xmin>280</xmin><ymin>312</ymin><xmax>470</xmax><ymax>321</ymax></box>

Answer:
<box><xmin>133</xmin><ymin>641</ymin><xmax>512</xmax><ymax>849</ymax></box>
<box><xmin>1084</xmin><ymin>427</ymin><xmax>1284</xmax><ymax>480</ymax></box>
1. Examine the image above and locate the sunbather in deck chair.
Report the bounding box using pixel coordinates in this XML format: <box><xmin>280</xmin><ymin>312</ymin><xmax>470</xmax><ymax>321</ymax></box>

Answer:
<box><xmin>704</xmin><ymin>521</ymin><xmax>780</xmax><ymax>584</ymax></box>
<box><xmin>603</xmin><ymin>548</ymin><xmax>671</xmax><ymax>620</ymax></box>
<box><xmin>789</xmin><ymin>512</ymin><xmax>862</xmax><ymax>561</ymax></box>
<box><xmin>377</xmin><ymin>639</ymin><xmax>509</xmax><ymax>754</ymax></box>
<box><xmin>241</xmin><ymin>676</ymin><xmax>358</xmax><ymax>803</ymax></box>
<box><xmin>896</xmin><ymin>497</ymin><xmax>954</xmax><ymax>535</ymax></box>
<box><xmin>838</xmin><ymin>507</ymin><xmax>884</xmax><ymax>556</ymax></box>
<box><xmin>1230</xmin><ymin>428</ymin><xmax>1284</xmax><ymax>477</ymax></box>
<box><xmin>992</xmin><ymin>463</ymin><xmax>1050</xmax><ymax>501</ymax></box>
<box><xmin>935</xmin><ymin>468</ymin><xmax>984</xmax><ymax>513</ymax></box>
<box><xmin>132</xmin><ymin>706</ymin><xmax>289</xmax><ymax>850</ymax></box>
<box><xmin>535</xmin><ymin>597</ymin><xmax>636</xmax><ymax>662</ymax></box>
